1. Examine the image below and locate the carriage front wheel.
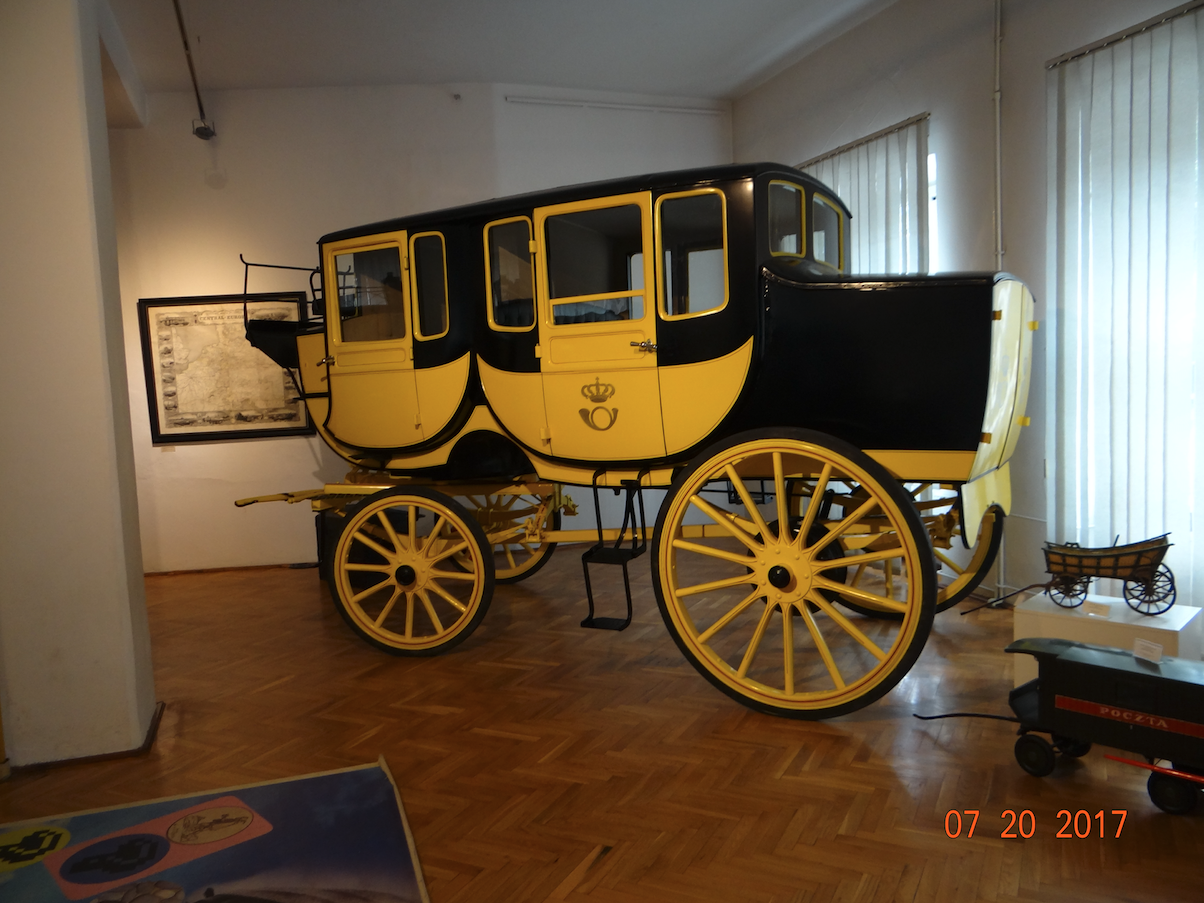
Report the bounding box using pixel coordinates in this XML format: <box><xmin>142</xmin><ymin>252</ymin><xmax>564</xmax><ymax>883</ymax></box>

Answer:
<box><xmin>331</xmin><ymin>487</ymin><xmax>495</xmax><ymax>654</ymax></box>
<box><xmin>651</xmin><ymin>429</ymin><xmax>936</xmax><ymax>719</ymax></box>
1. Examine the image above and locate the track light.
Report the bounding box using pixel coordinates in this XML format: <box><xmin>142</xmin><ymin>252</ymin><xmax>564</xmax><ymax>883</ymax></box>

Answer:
<box><xmin>192</xmin><ymin>119</ymin><xmax>216</xmax><ymax>140</ymax></box>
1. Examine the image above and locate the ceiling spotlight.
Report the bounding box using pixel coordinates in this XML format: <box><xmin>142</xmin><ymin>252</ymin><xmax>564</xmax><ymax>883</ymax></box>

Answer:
<box><xmin>193</xmin><ymin>119</ymin><xmax>216</xmax><ymax>140</ymax></box>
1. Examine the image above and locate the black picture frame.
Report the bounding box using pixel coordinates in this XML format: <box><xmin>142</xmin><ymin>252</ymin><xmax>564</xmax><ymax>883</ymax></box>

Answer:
<box><xmin>137</xmin><ymin>293</ymin><xmax>315</xmax><ymax>444</ymax></box>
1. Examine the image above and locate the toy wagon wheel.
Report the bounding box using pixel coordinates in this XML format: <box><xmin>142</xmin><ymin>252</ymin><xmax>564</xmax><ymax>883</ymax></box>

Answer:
<box><xmin>1048</xmin><ymin>575</ymin><xmax>1089</xmax><ymax>608</ymax></box>
<box><xmin>1014</xmin><ymin>734</ymin><xmax>1056</xmax><ymax>776</ymax></box>
<box><xmin>1147</xmin><ymin>770</ymin><xmax>1199</xmax><ymax>815</ymax></box>
<box><xmin>456</xmin><ymin>491</ymin><xmax>560</xmax><ymax>583</ymax></box>
<box><xmin>1123</xmin><ymin>564</ymin><xmax>1176</xmax><ymax>616</ymax></box>
<box><xmin>331</xmin><ymin>487</ymin><xmax>495</xmax><ymax>655</ymax></box>
<box><xmin>652</xmin><ymin>429</ymin><xmax>936</xmax><ymax>719</ymax></box>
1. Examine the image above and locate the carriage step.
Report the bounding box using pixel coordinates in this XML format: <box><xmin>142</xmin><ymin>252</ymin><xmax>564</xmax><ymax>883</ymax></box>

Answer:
<box><xmin>580</xmin><ymin>471</ymin><xmax>648</xmax><ymax>632</ymax></box>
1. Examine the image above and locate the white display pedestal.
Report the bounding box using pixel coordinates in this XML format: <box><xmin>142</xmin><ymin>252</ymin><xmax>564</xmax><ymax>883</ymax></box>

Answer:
<box><xmin>1012</xmin><ymin>593</ymin><xmax>1202</xmax><ymax>686</ymax></box>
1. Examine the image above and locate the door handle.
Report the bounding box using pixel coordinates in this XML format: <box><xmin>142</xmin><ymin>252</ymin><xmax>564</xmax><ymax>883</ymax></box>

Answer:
<box><xmin>630</xmin><ymin>340</ymin><xmax>658</xmax><ymax>352</ymax></box>
<box><xmin>318</xmin><ymin>356</ymin><xmax>335</xmax><ymax>366</ymax></box>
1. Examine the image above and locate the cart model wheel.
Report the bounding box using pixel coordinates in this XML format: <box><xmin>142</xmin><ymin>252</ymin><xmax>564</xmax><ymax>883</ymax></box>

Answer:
<box><xmin>1147</xmin><ymin>770</ymin><xmax>1199</xmax><ymax>815</ymax></box>
<box><xmin>457</xmin><ymin>491</ymin><xmax>560</xmax><ymax>583</ymax></box>
<box><xmin>652</xmin><ymin>429</ymin><xmax>936</xmax><ymax>719</ymax></box>
<box><xmin>1014</xmin><ymin>734</ymin><xmax>1057</xmax><ymax>777</ymax></box>
<box><xmin>331</xmin><ymin>487</ymin><xmax>495</xmax><ymax>655</ymax></box>
<box><xmin>1052</xmin><ymin>734</ymin><xmax>1092</xmax><ymax>758</ymax></box>
<box><xmin>1048</xmin><ymin>575</ymin><xmax>1090</xmax><ymax>608</ymax></box>
<box><xmin>1123</xmin><ymin>564</ymin><xmax>1177</xmax><ymax>616</ymax></box>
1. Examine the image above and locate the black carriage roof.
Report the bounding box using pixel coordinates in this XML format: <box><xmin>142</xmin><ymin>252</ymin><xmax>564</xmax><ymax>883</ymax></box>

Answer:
<box><xmin>319</xmin><ymin>162</ymin><xmax>842</xmax><ymax>245</ymax></box>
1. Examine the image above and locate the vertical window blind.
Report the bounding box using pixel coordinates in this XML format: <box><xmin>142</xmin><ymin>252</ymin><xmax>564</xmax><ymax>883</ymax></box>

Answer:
<box><xmin>799</xmin><ymin>113</ymin><xmax>930</xmax><ymax>275</ymax></box>
<box><xmin>1048</xmin><ymin>4</ymin><xmax>1202</xmax><ymax>600</ymax></box>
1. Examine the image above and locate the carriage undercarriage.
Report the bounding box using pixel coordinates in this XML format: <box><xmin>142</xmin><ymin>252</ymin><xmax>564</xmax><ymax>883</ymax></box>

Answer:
<box><xmin>240</xmin><ymin>431</ymin><xmax>1004</xmax><ymax>719</ymax></box>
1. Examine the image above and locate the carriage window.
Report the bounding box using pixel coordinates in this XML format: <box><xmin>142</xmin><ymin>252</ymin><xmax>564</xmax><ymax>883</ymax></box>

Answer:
<box><xmin>334</xmin><ymin>246</ymin><xmax>406</xmax><ymax>343</ymax></box>
<box><xmin>546</xmin><ymin>204</ymin><xmax>645</xmax><ymax>324</ymax></box>
<box><xmin>658</xmin><ymin>191</ymin><xmax>727</xmax><ymax>318</ymax></box>
<box><xmin>812</xmin><ymin>194</ymin><xmax>843</xmax><ymax>269</ymax></box>
<box><xmin>768</xmin><ymin>181</ymin><xmax>804</xmax><ymax>255</ymax></box>
<box><xmin>411</xmin><ymin>232</ymin><xmax>448</xmax><ymax>339</ymax></box>
<box><xmin>485</xmin><ymin>219</ymin><xmax>535</xmax><ymax>330</ymax></box>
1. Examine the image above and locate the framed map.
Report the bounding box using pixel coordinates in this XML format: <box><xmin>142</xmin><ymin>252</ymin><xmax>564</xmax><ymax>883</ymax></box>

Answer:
<box><xmin>137</xmin><ymin>294</ymin><xmax>315</xmax><ymax>444</ymax></box>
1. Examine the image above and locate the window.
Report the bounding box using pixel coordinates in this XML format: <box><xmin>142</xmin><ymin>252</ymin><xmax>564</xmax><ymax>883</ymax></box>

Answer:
<box><xmin>410</xmin><ymin>232</ymin><xmax>448</xmax><ymax>339</ymax></box>
<box><xmin>1048</xmin><ymin>7</ymin><xmax>1202</xmax><ymax>600</ymax></box>
<box><xmin>334</xmin><ymin>246</ymin><xmax>406</xmax><ymax>342</ymax></box>
<box><xmin>768</xmin><ymin>181</ymin><xmax>804</xmax><ymax>255</ymax></box>
<box><xmin>485</xmin><ymin>218</ymin><xmax>535</xmax><ymax>330</ymax></box>
<box><xmin>657</xmin><ymin>190</ymin><xmax>727</xmax><ymax>317</ymax></box>
<box><xmin>800</xmin><ymin>113</ymin><xmax>930</xmax><ymax>274</ymax></box>
<box><xmin>545</xmin><ymin>203</ymin><xmax>645</xmax><ymax>324</ymax></box>
<box><xmin>811</xmin><ymin>194</ymin><xmax>843</xmax><ymax>270</ymax></box>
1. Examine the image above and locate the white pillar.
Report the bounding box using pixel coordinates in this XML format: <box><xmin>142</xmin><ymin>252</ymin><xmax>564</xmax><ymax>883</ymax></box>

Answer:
<box><xmin>0</xmin><ymin>0</ymin><xmax>155</xmax><ymax>765</ymax></box>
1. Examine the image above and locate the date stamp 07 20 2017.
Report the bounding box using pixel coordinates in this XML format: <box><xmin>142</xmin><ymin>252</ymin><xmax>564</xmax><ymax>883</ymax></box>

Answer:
<box><xmin>944</xmin><ymin>809</ymin><xmax>1128</xmax><ymax>839</ymax></box>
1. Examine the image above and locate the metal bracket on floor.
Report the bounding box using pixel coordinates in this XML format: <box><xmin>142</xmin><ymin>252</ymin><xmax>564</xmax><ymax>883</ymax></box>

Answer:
<box><xmin>580</xmin><ymin>469</ymin><xmax>649</xmax><ymax>631</ymax></box>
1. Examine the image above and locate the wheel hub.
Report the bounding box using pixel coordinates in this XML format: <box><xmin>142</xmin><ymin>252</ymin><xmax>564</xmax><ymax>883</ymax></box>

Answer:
<box><xmin>767</xmin><ymin>565</ymin><xmax>792</xmax><ymax>589</ymax></box>
<box><xmin>394</xmin><ymin>564</ymin><xmax>417</xmax><ymax>587</ymax></box>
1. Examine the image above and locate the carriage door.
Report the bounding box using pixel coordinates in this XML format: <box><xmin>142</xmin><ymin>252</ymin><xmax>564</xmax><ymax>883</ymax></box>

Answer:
<box><xmin>323</xmin><ymin>233</ymin><xmax>424</xmax><ymax>448</ymax></box>
<box><xmin>534</xmin><ymin>193</ymin><xmax>665</xmax><ymax>460</ymax></box>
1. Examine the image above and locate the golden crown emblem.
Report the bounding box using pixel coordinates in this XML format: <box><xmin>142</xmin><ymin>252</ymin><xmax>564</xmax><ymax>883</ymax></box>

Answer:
<box><xmin>581</xmin><ymin>378</ymin><xmax>616</xmax><ymax>403</ymax></box>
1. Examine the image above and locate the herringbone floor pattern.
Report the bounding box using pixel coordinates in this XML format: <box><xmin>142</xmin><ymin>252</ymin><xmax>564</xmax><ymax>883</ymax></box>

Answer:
<box><xmin>1</xmin><ymin>553</ymin><xmax>1200</xmax><ymax>902</ymax></box>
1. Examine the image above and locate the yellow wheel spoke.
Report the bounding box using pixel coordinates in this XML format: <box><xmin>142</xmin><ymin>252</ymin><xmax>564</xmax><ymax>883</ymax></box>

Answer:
<box><xmin>503</xmin><ymin>545</ymin><xmax>518</xmax><ymax>570</ymax></box>
<box><xmin>416</xmin><ymin>588</ymin><xmax>445</xmax><ymax>632</ymax></box>
<box><xmin>724</xmin><ymin>464</ymin><xmax>773</xmax><ymax>541</ymax></box>
<box><xmin>423</xmin><ymin>514</ymin><xmax>449</xmax><ymax>557</ymax></box>
<box><xmin>773</xmin><ymin>452</ymin><xmax>791</xmax><ymax>544</ymax></box>
<box><xmin>408</xmin><ymin>503</ymin><xmax>418</xmax><ymax>546</ymax></box>
<box><xmin>425</xmin><ymin>579</ymin><xmax>468</xmax><ymax>613</ymax></box>
<box><xmin>696</xmin><ymin>587</ymin><xmax>764</xmax><ymax>643</ymax></box>
<box><xmin>808</xmin><ymin>494</ymin><xmax>879</xmax><ymax>557</ymax></box>
<box><xmin>377</xmin><ymin>509</ymin><xmax>404</xmax><ymax>554</ymax></box>
<box><xmin>429</xmin><ymin>537</ymin><xmax>472</xmax><ymax>564</ymax></box>
<box><xmin>344</xmin><ymin>562</ymin><xmax>394</xmax><ymax>573</ymax></box>
<box><xmin>935</xmin><ymin>549</ymin><xmax>965</xmax><ymax>574</ymax></box>
<box><xmin>671</xmin><ymin>538</ymin><xmax>757</xmax><ymax>566</ymax></box>
<box><xmin>814</xmin><ymin>575</ymin><xmax>909</xmax><ymax>613</ymax></box>
<box><xmin>373</xmin><ymin>587</ymin><xmax>402</xmax><ymax>627</ymax></box>
<box><xmin>677</xmin><ymin>572</ymin><xmax>758</xmax><ymax>599</ymax></box>
<box><xmin>817</xmin><ymin>546</ymin><xmax>908</xmax><ymax>572</ymax></box>
<box><xmin>688</xmin><ymin>495</ymin><xmax>763</xmax><ymax>552</ymax></box>
<box><xmin>430</xmin><ymin>567</ymin><xmax>477</xmax><ymax>582</ymax></box>
<box><xmin>405</xmin><ymin>592</ymin><xmax>415</xmax><ymax>638</ymax></box>
<box><xmin>795</xmin><ymin>463</ymin><xmax>833</xmax><ymax>549</ymax></box>
<box><xmin>350</xmin><ymin>578</ymin><xmax>390</xmax><ymax>606</ymax></box>
<box><xmin>782</xmin><ymin>602</ymin><xmax>795</xmax><ymax>695</ymax></box>
<box><xmin>808</xmin><ymin>595</ymin><xmax>889</xmax><ymax>658</ymax></box>
<box><xmin>351</xmin><ymin>530</ymin><xmax>395</xmax><ymax>561</ymax></box>
<box><xmin>798</xmin><ymin>601</ymin><xmax>846</xmax><ymax>689</ymax></box>
<box><xmin>738</xmin><ymin>600</ymin><xmax>777</xmax><ymax>679</ymax></box>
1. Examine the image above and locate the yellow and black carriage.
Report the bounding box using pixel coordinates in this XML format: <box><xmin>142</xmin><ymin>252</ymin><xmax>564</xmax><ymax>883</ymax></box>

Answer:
<box><xmin>240</xmin><ymin>162</ymin><xmax>1035</xmax><ymax>719</ymax></box>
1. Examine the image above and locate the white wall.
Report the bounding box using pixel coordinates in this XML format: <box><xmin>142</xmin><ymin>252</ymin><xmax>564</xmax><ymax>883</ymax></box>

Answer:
<box><xmin>111</xmin><ymin>83</ymin><xmax>732</xmax><ymax>571</ymax></box>
<box><xmin>733</xmin><ymin>0</ymin><xmax>1176</xmax><ymax>591</ymax></box>
<box><xmin>0</xmin><ymin>0</ymin><xmax>155</xmax><ymax>765</ymax></box>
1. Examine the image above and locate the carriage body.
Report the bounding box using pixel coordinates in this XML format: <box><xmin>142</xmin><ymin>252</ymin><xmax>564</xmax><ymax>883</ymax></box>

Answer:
<box><xmin>245</xmin><ymin>163</ymin><xmax>1036</xmax><ymax>718</ymax></box>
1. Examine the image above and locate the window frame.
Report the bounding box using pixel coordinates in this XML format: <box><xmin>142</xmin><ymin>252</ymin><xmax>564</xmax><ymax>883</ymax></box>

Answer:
<box><xmin>408</xmin><ymin>230</ymin><xmax>450</xmax><ymax>341</ymax></box>
<box><xmin>655</xmin><ymin>188</ymin><xmax>730</xmax><ymax>321</ymax></box>
<box><xmin>767</xmin><ymin>180</ymin><xmax>807</xmax><ymax>259</ymax></box>
<box><xmin>810</xmin><ymin>192</ymin><xmax>845</xmax><ymax>272</ymax></box>
<box><xmin>483</xmin><ymin>216</ymin><xmax>537</xmax><ymax>333</ymax></box>
<box><xmin>326</xmin><ymin>235</ymin><xmax>410</xmax><ymax>346</ymax></box>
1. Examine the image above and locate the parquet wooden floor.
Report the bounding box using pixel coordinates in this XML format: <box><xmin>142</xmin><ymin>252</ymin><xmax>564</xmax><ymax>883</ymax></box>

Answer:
<box><xmin>1</xmin><ymin>552</ymin><xmax>1201</xmax><ymax>902</ymax></box>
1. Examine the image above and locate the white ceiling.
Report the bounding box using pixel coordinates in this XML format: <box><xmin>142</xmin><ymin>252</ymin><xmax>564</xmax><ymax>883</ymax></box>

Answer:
<box><xmin>108</xmin><ymin>0</ymin><xmax>894</xmax><ymax>100</ymax></box>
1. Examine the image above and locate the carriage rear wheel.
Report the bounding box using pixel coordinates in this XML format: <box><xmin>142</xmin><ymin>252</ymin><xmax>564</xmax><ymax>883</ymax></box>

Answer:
<box><xmin>457</xmin><ymin>491</ymin><xmax>560</xmax><ymax>583</ymax></box>
<box><xmin>1123</xmin><ymin>564</ymin><xmax>1176</xmax><ymax>616</ymax></box>
<box><xmin>331</xmin><ymin>487</ymin><xmax>494</xmax><ymax>654</ymax></box>
<box><xmin>1015</xmin><ymin>734</ymin><xmax>1057</xmax><ymax>777</ymax></box>
<box><xmin>652</xmin><ymin>430</ymin><xmax>936</xmax><ymax>719</ymax></box>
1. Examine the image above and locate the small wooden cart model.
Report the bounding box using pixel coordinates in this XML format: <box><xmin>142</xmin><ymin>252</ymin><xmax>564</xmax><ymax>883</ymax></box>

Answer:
<box><xmin>1007</xmin><ymin>637</ymin><xmax>1204</xmax><ymax>814</ymax></box>
<box><xmin>238</xmin><ymin>163</ymin><xmax>1036</xmax><ymax>719</ymax></box>
<box><xmin>1044</xmin><ymin>534</ymin><xmax>1176</xmax><ymax>615</ymax></box>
